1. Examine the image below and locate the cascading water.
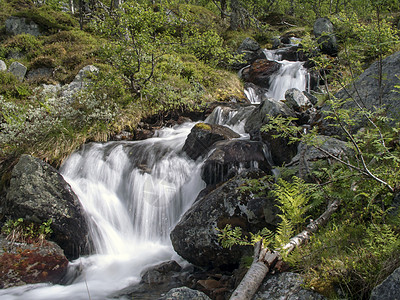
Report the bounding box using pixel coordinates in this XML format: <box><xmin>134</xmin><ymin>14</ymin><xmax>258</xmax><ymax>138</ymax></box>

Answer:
<box><xmin>0</xmin><ymin>122</ymin><xmax>205</xmax><ymax>300</ymax></box>
<box><xmin>244</xmin><ymin>47</ymin><xmax>309</xmax><ymax>103</ymax></box>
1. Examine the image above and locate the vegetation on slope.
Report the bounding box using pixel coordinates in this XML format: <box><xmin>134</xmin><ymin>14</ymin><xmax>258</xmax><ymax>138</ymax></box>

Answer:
<box><xmin>0</xmin><ymin>0</ymin><xmax>400</xmax><ymax>299</ymax></box>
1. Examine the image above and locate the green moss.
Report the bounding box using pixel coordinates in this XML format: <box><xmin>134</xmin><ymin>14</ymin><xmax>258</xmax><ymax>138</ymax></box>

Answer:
<box><xmin>195</xmin><ymin>123</ymin><xmax>212</xmax><ymax>131</ymax></box>
<box><xmin>2</xmin><ymin>34</ymin><xmax>44</xmax><ymax>60</ymax></box>
<box><xmin>15</xmin><ymin>6</ymin><xmax>78</xmax><ymax>33</ymax></box>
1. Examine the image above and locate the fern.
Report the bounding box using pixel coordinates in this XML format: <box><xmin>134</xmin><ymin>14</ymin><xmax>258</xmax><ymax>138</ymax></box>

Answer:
<box><xmin>274</xmin><ymin>216</ymin><xmax>294</xmax><ymax>251</ymax></box>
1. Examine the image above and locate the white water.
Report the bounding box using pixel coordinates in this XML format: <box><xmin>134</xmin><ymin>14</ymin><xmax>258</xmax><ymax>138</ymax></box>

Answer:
<box><xmin>244</xmin><ymin>48</ymin><xmax>308</xmax><ymax>103</ymax></box>
<box><xmin>0</xmin><ymin>122</ymin><xmax>205</xmax><ymax>300</ymax></box>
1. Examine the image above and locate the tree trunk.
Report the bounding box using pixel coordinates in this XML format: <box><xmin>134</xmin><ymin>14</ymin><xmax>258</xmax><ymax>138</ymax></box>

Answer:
<box><xmin>230</xmin><ymin>0</ymin><xmax>241</xmax><ymax>30</ymax></box>
<box><xmin>69</xmin><ymin>0</ymin><xmax>75</xmax><ymax>14</ymax></box>
<box><xmin>229</xmin><ymin>198</ymin><xmax>341</xmax><ymax>300</ymax></box>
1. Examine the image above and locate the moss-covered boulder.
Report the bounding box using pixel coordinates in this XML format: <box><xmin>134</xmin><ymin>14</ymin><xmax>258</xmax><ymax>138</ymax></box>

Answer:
<box><xmin>182</xmin><ymin>123</ymin><xmax>240</xmax><ymax>160</ymax></box>
<box><xmin>4</xmin><ymin>154</ymin><xmax>90</xmax><ymax>259</ymax></box>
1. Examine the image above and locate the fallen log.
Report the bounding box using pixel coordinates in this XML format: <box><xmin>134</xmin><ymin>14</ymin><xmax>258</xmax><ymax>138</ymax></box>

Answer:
<box><xmin>230</xmin><ymin>198</ymin><xmax>341</xmax><ymax>300</ymax></box>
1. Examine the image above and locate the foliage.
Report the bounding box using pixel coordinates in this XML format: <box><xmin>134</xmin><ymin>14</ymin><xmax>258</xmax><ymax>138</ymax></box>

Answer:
<box><xmin>1</xmin><ymin>217</ymin><xmax>53</xmax><ymax>245</ymax></box>
<box><xmin>218</xmin><ymin>176</ymin><xmax>313</xmax><ymax>254</ymax></box>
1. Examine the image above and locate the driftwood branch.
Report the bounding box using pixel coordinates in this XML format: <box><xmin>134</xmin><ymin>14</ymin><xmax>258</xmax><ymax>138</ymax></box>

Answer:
<box><xmin>229</xmin><ymin>198</ymin><xmax>341</xmax><ymax>300</ymax></box>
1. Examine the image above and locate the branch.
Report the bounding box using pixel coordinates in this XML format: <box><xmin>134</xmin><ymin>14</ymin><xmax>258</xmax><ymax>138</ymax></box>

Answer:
<box><xmin>229</xmin><ymin>198</ymin><xmax>341</xmax><ymax>300</ymax></box>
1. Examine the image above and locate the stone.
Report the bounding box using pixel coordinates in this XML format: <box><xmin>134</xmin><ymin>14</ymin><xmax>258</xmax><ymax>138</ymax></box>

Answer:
<box><xmin>26</xmin><ymin>67</ymin><xmax>54</xmax><ymax>82</ymax></box>
<box><xmin>238</xmin><ymin>37</ymin><xmax>261</xmax><ymax>52</ymax></box>
<box><xmin>159</xmin><ymin>287</ymin><xmax>211</xmax><ymax>300</ymax></box>
<box><xmin>370</xmin><ymin>267</ymin><xmax>400</xmax><ymax>300</ymax></box>
<box><xmin>313</xmin><ymin>18</ymin><xmax>338</xmax><ymax>57</ymax></box>
<box><xmin>241</xmin><ymin>59</ymin><xmax>281</xmax><ymax>88</ymax></box>
<box><xmin>0</xmin><ymin>237</ymin><xmax>69</xmax><ymax>289</ymax></box>
<box><xmin>332</xmin><ymin>50</ymin><xmax>400</xmax><ymax>125</ymax></box>
<box><xmin>61</xmin><ymin>65</ymin><xmax>99</xmax><ymax>101</ymax></box>
<box><xmin>285</xmin><ymin>88</ymin><xmax>312</xmax><ymax>112</ymax></box>
<box><xmin>171</xmin><ymin>170</ymin><xmax>279</xmax><ymax>268</ymax></box>
<box><xmin>244</xmin><ymin>96</ymin><xmax>295</xmax><ymax>138</ymax></box>
<box><xmin>201</xmin><ymin>139</ymin><xmax>272</xmax><ymax>185</ymax></box>
<box><xmin>0</xmin><ymin>60</ymin><xmax>6</xmax><ymax>72</ymax></box>
<box><xmin>286</xmin><ymin>136</ymin><xmax>353</xmax><ymax>180</ymax></box>
<box><xmin>8</xmin><ymin>62</ymin><xmax>27</xmax><ymax>82</ymax></box>
<box><xmin>182</xmin><ymin>123</ymin><xmax>240</xmax><ymax>160</ymax></box>
<box><xmin>5</xmin><ymin>16</ymin><xmax>42</xmax><ymax>36</ymax></box>
<box><xmin>253</xmin><ymin>272</ymin><xmax>326</xmax><ymax>300</ymax></box>
<box><xmin>233</xmin><ymin>38</ymin><xmax>266</xmax><ymax>69</ymax></box>
<box><xmin>141</xmin><ymin>260</ymin><xmax>182</xmax><ymax>285</ymax></box>
<box><xmin>5</xmin><ymin>154</ymin><xmax>90</xmax><ymax>259</ymax></box>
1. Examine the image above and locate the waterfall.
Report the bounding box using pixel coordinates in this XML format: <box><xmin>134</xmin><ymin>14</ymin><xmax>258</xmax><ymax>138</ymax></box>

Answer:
<box><xmin>244</xmin><ymin>47</ymin><xmax>308</xmax><ymax>103</ymax></box>
<box><xmin>0</xmin><ymin>122</ymin><xmax>205</xmax><ymax>300</ymax></box>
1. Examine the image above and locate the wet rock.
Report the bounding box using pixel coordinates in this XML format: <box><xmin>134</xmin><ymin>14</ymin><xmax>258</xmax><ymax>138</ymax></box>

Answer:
<box><xmin>5</xmin><ymin>154</ymin><xmax>90</xmax><ymax>259</ymax></box>
<box><xmin>253</xmin><ymin>272</ymin><xmax>326</xmax><ymax>299</ymax></box>
<box><xmin>244</xmin><ymin>96</ymin><xmax>295</xmax><ymax>139</ymax></box>
<box><xmin>201</xmin><ymin>140</ymin><xmax>272</xmax><ymax>185</ymax></box>
<box><xmin>0</xmin><ymin>236</ymin><xmax>69</xmax><ymax>289</ymax></box>
<box><xmin>0</xmin><ymin>60</ymin><xmax>6</xmax><ymax>72</ymax></box>
<box><xmin>171</xmin><ymin>170</ymin><xmax>279</xmax><ymax>269</ymax></box>
<box><xmin>182</xmin><ymin>123</ymin><xmax>240</xmax><ymax>160</ymax></box>
<box><xmin>313</xmin><ymin>18</ymin><xmax>338</xmax><ymax>57</ymax></box>
<box><xmin>8</xmin><ymin>62</ymin><xmax>27</xmax><ymax>82</ymax></box>
<box><xmin>241</xmin><ymin>59</ymin><xmax>281</xmax><ymax>88</ymax></box>
<box><xmin>233</xmin><ymin>38</ymin><xmax>266</xmax><ymax>69</ymax></box>
<box><xmin>141</xmin><ymin>261</ymin><xmax>182</xmax><ymax>285</ymax></box>
<box><xmin>5</xmin><ymin>16</ymin><xmax>42</xmax><ymax>36</ymax></box>
<box><xmin>159</xmin><ymin>287</ymin><xmax>211</xmax><ymax>300</ymax></box>
<box><xmin>370</xmin><ymin>266</ymin><xmax>400</xmax><ymax>300</ymax></box>
<box><xmin>285</xmin><ymin>88</ymin><xmax>312</xmax><ymax>112</ymax></box>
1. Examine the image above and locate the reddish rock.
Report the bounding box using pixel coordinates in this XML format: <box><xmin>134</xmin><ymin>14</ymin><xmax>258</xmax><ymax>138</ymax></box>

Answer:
<box><xmin>241</xmin><ymin>59</ymin><xmax>280</xmax><ymax>88</ymax></box>
<box><xmin>0</xmin><ymin>237</ymin><xmax>69</xmax><ymax>289</ymax></box>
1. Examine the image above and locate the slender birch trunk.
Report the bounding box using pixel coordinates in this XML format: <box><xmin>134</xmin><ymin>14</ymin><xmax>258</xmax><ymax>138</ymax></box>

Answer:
<box><xmin>229</xmin><ymin>198</ymin><xmax>341</xmax><ymax>300</ymax></box>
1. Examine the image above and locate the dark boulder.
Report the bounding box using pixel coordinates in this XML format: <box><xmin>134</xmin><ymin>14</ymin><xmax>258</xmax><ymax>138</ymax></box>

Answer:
<box><xmin>201</xmin><ymin>140</ymin><xmax>272</xmax><ymax>185</ymax></box>
<box><xmin>233</xmin><ymin>38</ymin><xmax>266</xmax><ymax>69</ymax></box>
<box><xmin>313</xmin><ymin>17</ymin><xmax>338</xmax><ymax>57</ymax></box>
<box><xmin>241</xmin><ymin>59</ymin><xmax>281</xmax><ymax>88</ymax></box>
<box><xmin>141</xmin><ymin>260</ymin><xmax>182</xmax><ymax>285</ymax></box>
<box><xmin>0</xmin><ymin>236</ymin><xmax>69</xmax><ymax>289</ymax></box>
<box><xmin>244</xmin><ymin>96</ymin><xmax>295</xmax><ymax>139</ymax></box>
<box><xmin>182</xmin><ymin>123</ymin><xmax>240</xmax><ymax>160</ymax></box>
<box><xmin>4</xmin><ymin>154</ymin><xmax>90</xmax><ymax>259</ymax></box>
<box><xmin>171</xmin><ymin>170</ymin><xmax>279</xmax><ymax>269</ymax></box>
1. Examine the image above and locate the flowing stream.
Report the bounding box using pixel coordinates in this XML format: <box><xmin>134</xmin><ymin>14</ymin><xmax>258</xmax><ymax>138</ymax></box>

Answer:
<box><xmin>0</xmin><ymin>45</ymin><xmax>309</xmax><ymax>300</ymax></box>
<box><xmin>0</xmin><ymin>123</ymin><xmax>205</xmax><ymax>300</ymax></box>
<box><xmin>244</xmin><ymin>48</ymin><xmax>309</xmax><ymax>103</ymax></box>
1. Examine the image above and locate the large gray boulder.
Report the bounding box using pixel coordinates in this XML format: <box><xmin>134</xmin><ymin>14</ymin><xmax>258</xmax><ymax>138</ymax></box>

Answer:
<box><xmin>8</xmin><ymin>61</ymin><xmax>27</xmax><ymax>82</ymax></box>
<box><xmin>5</xmin><ymin>155</ymin><xmax>90</xmax><ymax>259</ymax></box>
<box><xmin>5</xmin><ymin>16</ymin><xmax>42</xmax><ymax>36</ymax></box>
<box><xmin>285</xmin><ymin>88</ymin><xmax>313</xmax><ymax>112</ymax></box>
<box><xmin>253</xmin><ymin>272</ymin><xmax>326</xmax><ymax>300</ymax></box>
<box><xmin>333</xmin><ymin>51</ymin><xmax>400</xmax><ymax>124</ymax></box>
<box><xmin>182</xmin><ymin>123</ymin><xmax>240</xmax><ymax>160</ymax></box>
<box><xmin>370</xmin><ymin>266</ymin><xmax>400</xmax><ymax>300</ymax></box>
<box><xmin>171</xmin><ymin>170</ymin><xmax>279</xmax><ymax>268</ymax></box>
<box><xmin>313</xmin><ymin>17</ymin><xmax>338</xmax><ymax>57</ymax></box>
<box><xmin>286</xmin><ymin>136</ymin><xmax>353</xmax><ymax>180</ymax></box>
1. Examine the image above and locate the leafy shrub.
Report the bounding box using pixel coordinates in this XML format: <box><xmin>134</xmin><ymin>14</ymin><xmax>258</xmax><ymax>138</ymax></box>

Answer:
<box><xmin>1</xmin><ymin>217</ymin><xmax>53</xmax><ymax>245</ymax></box>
